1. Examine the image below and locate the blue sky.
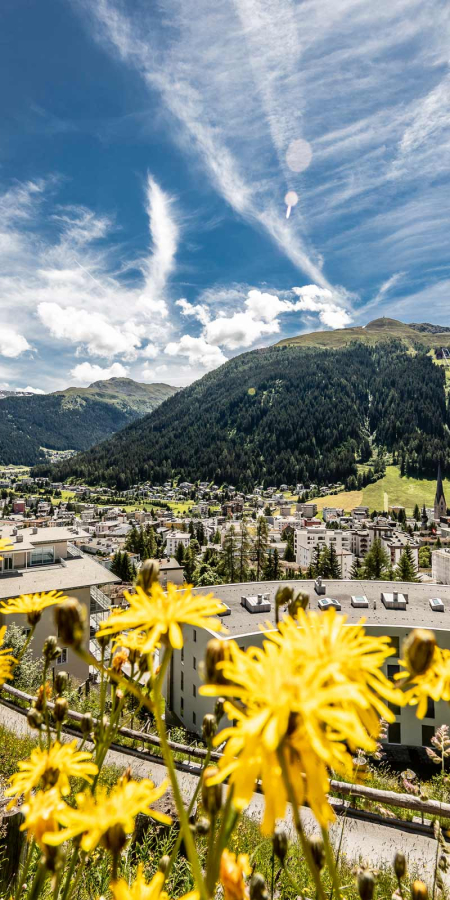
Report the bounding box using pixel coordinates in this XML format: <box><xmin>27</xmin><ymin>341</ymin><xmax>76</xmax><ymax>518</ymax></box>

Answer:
<box><xmin>1</xmin><ymin>0</ymin><xmax>450</xmax><ymax>392</ymax></box>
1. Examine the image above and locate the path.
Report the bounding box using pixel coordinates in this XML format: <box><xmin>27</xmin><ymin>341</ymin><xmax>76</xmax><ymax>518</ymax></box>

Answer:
<box><xmin>0</xmin><ymin>704</ymin><xmax>442</xmax><ymax>883</ymax></box>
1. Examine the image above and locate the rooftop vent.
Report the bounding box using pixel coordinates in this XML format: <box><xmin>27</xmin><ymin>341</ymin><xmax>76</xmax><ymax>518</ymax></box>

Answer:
<box><xmin>242</xmin><ymin>593</ymin><xmax>271</xmax><ymax>614</ymax></box>
<box><xmin>314</xmin><ymin>577</ymin><xmax>326</xmax><ymax>596</ymax></box>
<box><xmin>12</xmin><ymin>528</ymin><xmax>17</xmax><ymax>536</ymax></box>
<box><xmin>351</xmin><ymin>595</ymin><xmax>369</xmax><ymax>608</ymax></box>
<box><xmin>16</xmin><ymin>534</ymin><xmax>23</xmax><ymax>543</ymax></box>
<box><xmin>31</xmin><ymin>527</ymin><xmax>38</xmax><ymax>534</ymax></box>
<box><xmin>381</xmin><ymin>592</ymin><xmax>407</xmax><ymax>610</ymax></box>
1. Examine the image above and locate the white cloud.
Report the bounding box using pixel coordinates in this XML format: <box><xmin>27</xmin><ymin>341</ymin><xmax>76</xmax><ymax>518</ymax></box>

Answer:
<box><xmin>70</xmin><ymin>361</ymin><xmax>129</xmax><ymax>386</ymax></box>
<box><xmin>140</xmin><ymin>342</ymin><xmax>159</xmax><ymax>359</ymax></box>
<box><xmin>37</xmin><ymin>303</ymin><xmax>144</xmax><ymax>358</ymax></box>
<box><xmin>291</xmin><ymin>286</ymin><xmax>352</xmax><ymax>329</ymax></box>
<box><xmin>21</xmin><ymin>385</ymin><xmax>45</xmax><ymax>394</ymax></box>
<box><xmin>165</xmin><ymin>335</ymin><xmax>227</xmax><ymax>370</ymax></box>
<box><xmin>139</xmin><ymin>175</ymin><xmax>178</xmax><ymax>318</ymax></box>
<box><xmin>204</xmin><ymin>312</ymin><xmax>280</xmax><ymax>350</ymax></box>
<box><xmin>0</xmin><ymin>329</ymin><xmax>31</xmax><ymax>358</ymax></box>
<box><xmin>176</xmin><ymin>298</ymin><xmax>211</xmax><ymax>326</ymax></box>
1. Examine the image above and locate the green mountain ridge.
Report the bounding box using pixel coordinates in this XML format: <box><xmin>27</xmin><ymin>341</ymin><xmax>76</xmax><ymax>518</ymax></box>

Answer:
<box><xmin>35</xmin><ymin>319</ymin><xmax>450</xmax><ymax>491</ymax></box>
<box><xmin>277</xmin><ymin>317</ymin><xmax>450</xmax><ymax>349</ymax></box>
<box><xmin>0</xmin><ymin>377</ymin><xmax>177</xmax><ymax>466</ymax></box>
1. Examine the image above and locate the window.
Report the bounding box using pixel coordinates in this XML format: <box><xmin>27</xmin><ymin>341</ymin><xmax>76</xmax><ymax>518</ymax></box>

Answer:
<box><xmin>193</xmin><ymin>657</ymin><xmax>196</xmax><ymax>670</ymax></box>
<box><xmin>3</xmin><ymin>556</ymin><xmax>13</xmax><ymax>571</ymax></box>
<box><xmin>388</xmin><ymin>701</ymin><xmax>401</xmax><ymax>716</ymax></box>
<box><xmin>422</xmin><ymin>725</ymin><xmax>435</xmax><ymax>747</ymax></box>
<box><xmin>193</xmin><ymin>712</ymin><xmax>196</xmax><ymax>725</ymax></box>
<box><xmin>387</xmin><ymin>664</ymin><xmax>400</xmax><ymax>681</ymax></box>
<box><xmin>425</xmin><ymin>698</ymin><xmax>435</xmax><ymax>719</ymax></box>
<box><xmin>181</xmin><ymin>672</ymin><xmax>184</xmax><ymax>691</ymax></box>
<box><xmin>388</xmin><ymin>722</ymin><xmax>401</xmax><ymax>744</ymax></box>
<box><xmin>193</xmin><ymin>685</ymin><xmax>196</xmax><ymax>697</ymax></box>
<box><xmin>30</xmin><ymin>545</ymin><xmax>54</xmax><ymax>567</ymax></box>
<box><xmin>181</xmin><ymin>647</ymin><xmax>184</xmax><ymax>663</ymax></box>
<box><xmin>56</xmin><ymin>648</ymin><xmax>68</xmax><ymax>665</ymax></box>
<box><xmin>180</xmin><ymin>697</ymin><xmax>184</xmax><ymax>715</ymax></box>
<box><xmin>193</xmin><ymin>629</ymin><xmax>197</xmax><ymax>642</ymax></box>
<box><xmin>390</xmin><ymin>636</ymin><xmax>400</xmax><ymax>657</ymax></box>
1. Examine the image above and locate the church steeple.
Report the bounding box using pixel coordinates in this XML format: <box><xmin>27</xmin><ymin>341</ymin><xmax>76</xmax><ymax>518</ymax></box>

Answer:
<box><xmin>434</xmin><ymin>463</ymin><xmax>447</xmax><ymax>521</ymax></box>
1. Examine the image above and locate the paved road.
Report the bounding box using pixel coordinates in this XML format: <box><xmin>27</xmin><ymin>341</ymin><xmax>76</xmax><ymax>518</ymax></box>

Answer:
<box><xmin>0</xmin><ymin>703</ymin><xmax>441</xmax><ymax>883</ymax></box>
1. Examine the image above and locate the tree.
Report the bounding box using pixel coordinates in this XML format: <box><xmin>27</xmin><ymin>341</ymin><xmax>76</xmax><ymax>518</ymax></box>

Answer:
<box><xmin>111</xmin><ymin>551</ymin><xmax>135</xmax><ymax>582</ymax></box>
<box><xmin>283</xmin><ymin>532</ymin><xmax>295</xmax><ymax>563</ymax></box>
<box><xmin>418</xmin><ymin>546</ymin><xmax>431</xmax><ymax>569</ymax></box>
<box><xmin>175</xmin><ymin>542</ymin><xmax>185</xmax><ymax>565</ymax></box>
<box><xmin>237</xmin><ymin>520</ymin><xmax>252</xmax><ymax>583</ymax></box>
<box><xmin>350</xmin><ymin>557</ymin><xmax>364</xmax><ymax>579</ymax></box>
<box><xmin>396</xmin><ymin>545</ymin><xmax>419</xmax><ymax>582</ymax></box>
<box><xmin>322</xmin><ymin>543</ymin><xmax>342</xmax><ymax>579</ymax></box>
<box><xmin>307</xmin><ymin>543</ymin><xmax>322</xmax><ymax>579</ymax></box>
<box><xmin>213</xmin><ymin>529</ymin><xmax>221</xmax><ymax>545</ymax></box>
<box><xmin>272</xmin><ymin>548</ymin><xmax>281</xmax><ymax>580</ymax></box>
<box><xmin>183</xmin><ymin>547</ymin><xmax>197</xmax><ymax>583</ymax></box>
<box><xmin>253</xmin><ymin>517</ymin><xmax>269</xmax><ymax>580</ymax></box>
<box><xmin>221</xmin><ymin>526</ymin><xmax>239</xmax><ymax>583</ymax></box>
<box><xmin>361</xmin><ymin>539</ymin><xmax>390</xmax><ymax>580</ymax></box>
<box><xmin>413</xmin><ymin>503</ymin><xmax>420</xmax><ymax>521</ymax></box>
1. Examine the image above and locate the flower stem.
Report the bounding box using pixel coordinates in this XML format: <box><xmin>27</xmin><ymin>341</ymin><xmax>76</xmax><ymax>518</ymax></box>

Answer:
<box><xmin>321</xmin><ymin>826</ymin><xmax>341</xmax><ymax>900</ymax></box>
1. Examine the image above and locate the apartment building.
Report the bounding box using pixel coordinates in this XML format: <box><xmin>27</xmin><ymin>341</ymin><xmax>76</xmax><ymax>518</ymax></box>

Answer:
<box><xmin>166</xmin><ymin>531</ymin><xmax>191</xmax><ymax>556</ymax></box>
<box><xmin>0</xmin><ymin>524</ymin><xmax>119</xmax><ymax>682</ymax></box>
<box><xmin>294</xmin><ymin>527</ymin><xmax>354</xmax><ymax>576</ymax></box>
<box><xmin>164</xmin><ymin>579</ymin><xmax>450</xmax><ymax>749</ymax></box>
<box><xmin>432</xmin><ymin>547</ymin><xmax>450</xmax><ymax>584</ymax></box>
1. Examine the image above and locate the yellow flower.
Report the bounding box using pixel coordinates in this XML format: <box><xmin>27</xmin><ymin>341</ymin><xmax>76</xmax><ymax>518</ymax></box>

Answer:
<box><xmin>201</xmin><ymin>611</ymin><xmax>403</xmax><ymax>833</ymax></box>
<box><xmin>5</xmin><ymin>740</ymin><xmax>98</xmax><ymax>802</ymax></box>
<box><xmin>111</xmin><ymin>865</ymin><xmax>199</xmax><ymax>900</ymax></box>
<box><xmin>97</xmin><ymin>582</ymin><xmax>226</xmax><ymax>652</ymax></box>
<box><xmin>1</xmin><ymin>591</ymin><xmax>70</xmax><ymax>625</ymax></box>
<box><xmin>0</xmin><ymin>625</ymin><xmax>15</xmax><ymax>686</ymax></box>
<box><xmin>0</xmin><ymin>538</ymin><xmax>13</xmax><ymax>561</ymax></box>
<box><xmin>20</xmin><ymin>789</ymin><xmax>66</xmax><ymax>848</ymax></box>
<box><xmin>112</xmin><ymin>649</ymin><xmax>129</xmax><ymax>672</ymax></box>
<box><xmin>397</xmin><ymin>645</ymin><xmax>450</xmax><ymax>718</ymax></box>
<box><xmin>220</xmin><ymin>850</ymin><xmax>251</xmax><ymax>900</ymax></box>
<box><xmin>44</xmin><ymin>778</ymin><xmax>171</xmax><ymax>852</ymax></box>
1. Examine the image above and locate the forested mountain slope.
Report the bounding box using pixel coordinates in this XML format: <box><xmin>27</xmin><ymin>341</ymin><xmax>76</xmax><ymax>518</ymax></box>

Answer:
<box><xmin>277</xmin><ymin>317</ymin><xmax>450</xmax><ymax>350</ymax></box>
<box><xmin>0</xmin><ymin>378</ymin><xmax>176</xmax><ymax>466</ymax></box>
<box><xmin>35</xmin><ymin>342</ymin><xmax>450</xmax><ymax>490</ymax></box>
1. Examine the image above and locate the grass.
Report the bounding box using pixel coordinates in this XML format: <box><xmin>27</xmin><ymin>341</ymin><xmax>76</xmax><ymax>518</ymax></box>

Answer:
<box><xmin>310</xmin><ymin>465</ymin><xmax>449</xmax><ymax>515</ymax></box>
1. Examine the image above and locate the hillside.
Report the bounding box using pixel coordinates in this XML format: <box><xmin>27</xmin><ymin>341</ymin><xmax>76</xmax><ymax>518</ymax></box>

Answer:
<box><xmin>36</xmin><ymin>337</ymin><xmax>450</xmax><ymax>490</ymax></box>
<box><xmin>277</xmin><ymin>317</ymin><xmax>450</xmax><ymax>350</ymax></box>
<box><xmin>0</xmin><ymin>378</ymin><xmax>177</xmax><ymax>466</ymax></box>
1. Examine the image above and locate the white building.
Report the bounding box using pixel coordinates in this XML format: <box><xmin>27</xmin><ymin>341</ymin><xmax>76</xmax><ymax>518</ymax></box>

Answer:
<box><xmin>294</xmin><ymin>528</ymin><xmax>354</xmax><ymax>577</ymax></box>
<box><xmin>0</xmin><ymin>523</ymin><xmax>119</xmax><ymax>682</ymax></box>
<box><xmin>432</xmin><ymin>548</ymin><xmax>450</xmax><ymax>584</ymax></box>
<box><xmin>163</xmin><ymin>579</ymin><xmax>450</xmax><ymax>749</ymax></box>
<box><xmin>166</xmin><ymin>531</ymin><xmax>191</xmax><ymax>556</ymax></box>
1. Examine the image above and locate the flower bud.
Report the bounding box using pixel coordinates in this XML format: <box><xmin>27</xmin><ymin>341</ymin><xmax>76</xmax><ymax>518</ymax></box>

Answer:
<box><xmin>101</xmin><ymin>822</ymin><xmax>127</xmax><ymax>854</ymax></box>
<box><xmin>394</xmin><ymin>852</ymin><xmax>406</xmax><ymax>880</ymax></box>
<box><xmin>27</xmin><ymin>708</ymin><xmax>42</xmax><ymax>729</ymax></box>
<box><xmin>54</xmin><ymin>599</ymin><xmax>86</xmax><ymax>648</ymax></box>
<box><xmin>403</xmin><ymin>630</ymin><xmax>436</xmax><ymax>676</ymax></box>
<box><xmin>358</xmin><ymin>870</ymin><xmax>375</xmax><ymax>900</ymax></box>
<box><xmin>250</xmin><ymin>873</ymin><xmax>269</xmax><ymax>900</ymax></box>
<box><xmin>113</xmin><ymin>688</ymin><xmax>124</xmax><ymax>712</ymax></box>
<box><xmin>34</xmin><ymin>684</ymin><xmax>51</xmax><ymax>712</ymax></box>
<box><xmin>275</xmin><ymin>586</ymin><xmax>294</xmax><ymax>614</ymax></box>
<box><xmin>137</xmin><ymin>560</ymin><xmax>160</xmax><ymax>593</ymax></box>
<box><xmin>272</xmin><ymin>827</ymin><xmax>288</xmax><ymax>864</ymax></box>
<box><xmin>411</xmin><ymin>882</ymin><xmax>428</xmax><ymax>900</ymax></box>
<box><xmin>55</xmin><ymin>671</ymin><xmax>68</xmax><ymax>695</ymax></box>
<box><xmin>308</xmin><ymin>836</ymin><xmax>325</xmax><ymax>871</ymax></box>
<box><xmin>97</xmin><ymin>633</ymin><xmax>111</xmax><ymax>649</ymax></box>
<box><xmin>80</xmin><ymin>712</ymin><xmax>93</xmax><ymax>736</ymax></box>
<box><xmin>202</xmin><ymin>714</ymin><xmax>217</xmax><ymax>742</ymax></box>
<box><xmin>214</xmin><ymin>697</ymin><xmax>226</xmax><ymax>722</ymax></box>
<box><xmin>205</xmin><ymin>639</ymin><xmax>229</xmax><ymax>685</ymax></box>
<box><xmin>43</xmin><ymin>636</ymin><xmax>61</xmax><ymax>662</ymax></box>
<box><xmin>195</xmin><ymin>817</ymin><xmax>210</xmax><ymax>835</ymax></box>
<box><xmin>53</xmin><ymin>697</ymin><xmax>68</xmax><ymax>723</ymax></box>
<box><xmin>158</xmin><ymin>855</ymin><xmax>170</xmax><ymax>874</ymax></box>
<box><xmin>288</xmin><ymin>590</ymin><xmax>309</xmax><ymax>618</ymax></box>
<box><xmin>202</xmin><ymin>766</ymin><xmax>223</xmax><ymax>815</ymax></box>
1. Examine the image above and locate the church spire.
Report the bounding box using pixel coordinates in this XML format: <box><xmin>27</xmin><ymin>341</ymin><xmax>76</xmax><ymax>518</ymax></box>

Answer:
<box><xmin>434</xmin><ymin>462</ymin><xmax>447</xmax><ymax>521</ymax></box>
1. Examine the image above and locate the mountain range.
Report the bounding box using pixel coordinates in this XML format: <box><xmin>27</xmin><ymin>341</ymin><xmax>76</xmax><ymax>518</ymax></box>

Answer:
<box><xmin>35</xmin><ymin>318</ymin><xmax>450</xmax><ymax>490</ymax></box>
<box><xmin>0</xmin><ymin>378</ymin><xmax>177</xmax><ymax>466</ymax></box>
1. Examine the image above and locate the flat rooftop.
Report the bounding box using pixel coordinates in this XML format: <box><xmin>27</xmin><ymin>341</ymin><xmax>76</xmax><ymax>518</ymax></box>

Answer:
<box><xmin>0</xmin><ymin>524</ymin><xmax>90</xmax><ymax>552</ymax></box>
<box><xmin>193</xmin><ymin>580</ymin><xmax>450</xmax><ymax>637</ymax></box>
<box><xmin>0</xmin><ymin>556</ymin><xmax>119</xmax><ymax>599</ymax></box>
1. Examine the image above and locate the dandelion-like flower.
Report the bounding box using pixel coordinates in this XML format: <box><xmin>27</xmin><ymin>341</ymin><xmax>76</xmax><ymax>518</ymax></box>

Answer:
<box><xmin>6</xmin><ymin>740</ymin><xmax>98</xmax><ymax>802</ymax></box>
<box><xmin>0</xmin><ymin>626</ymin><xmax>15</xmax><ymax>686</ymax></box>
<box><xmin>201</xmin><ymin>610</ymin><xmax>402</xmax><ymax>833</ymax></box>
<box><xmin>97</xmin><ymin>582</ymin><xmax>226</xmax><ymax>652</ymax></box>
<box><xmin>0</xmin><ymin>538</ymin><xmax>13</xmax><ymax>561</ymax></box>
<box><xmin>20</xmin><ymin>789</ymin><xmax>65</xmax><ymax>848</ymax></box>
<box><xmin>398</xmin><ymin>645</ymin><xmax>450</xmax><ymax>718</ymax></box>
<box><xmin>1</xmin><ymin>591</ymin><xmax>70</xmax><ymax>626</ymax></box>
<box><xmin>220</xmin><ymin>850</ymin><xmax>251</xmax><ymax>900</ymax></box>
<box><xmin>44</xmin><ymin>778</ymin><xmax>170</xmax><ymax>852</ymax></box>
<box><xmin>111</xmin><ymin>865</ymin><xmax>199</xmax><ymax>900</ymax></box>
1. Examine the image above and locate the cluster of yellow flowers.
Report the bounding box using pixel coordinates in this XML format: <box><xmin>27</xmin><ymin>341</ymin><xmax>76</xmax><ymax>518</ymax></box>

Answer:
<box><xmin>4</xmin><ymin>577</ymin><xmax>450</xmax><ymax>900</ymax></box>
